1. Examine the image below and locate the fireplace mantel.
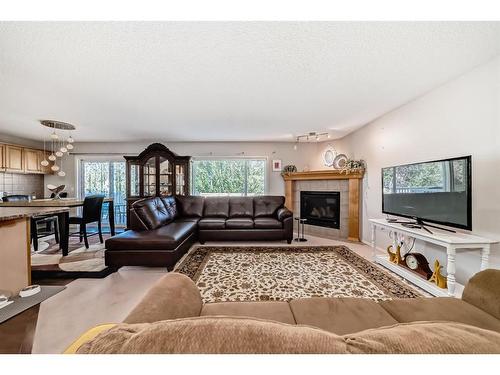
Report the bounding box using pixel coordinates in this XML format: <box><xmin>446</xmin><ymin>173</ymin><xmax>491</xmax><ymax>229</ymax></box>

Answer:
<box><xmin>282</xmin><ymin>169</ymin><xmax>365</xmax><ymax>241</ymax></box>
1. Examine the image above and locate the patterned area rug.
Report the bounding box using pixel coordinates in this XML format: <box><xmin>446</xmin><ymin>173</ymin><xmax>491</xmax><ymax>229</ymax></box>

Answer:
<box><xmin>31</xmin><ymin>233</ymin><xmax>116</xmax><ymax>278</ymax></box>
<box><xmin>175</xmin><ymin>246</ymin><xmax>423</xmax><ymax>303</ymax></box>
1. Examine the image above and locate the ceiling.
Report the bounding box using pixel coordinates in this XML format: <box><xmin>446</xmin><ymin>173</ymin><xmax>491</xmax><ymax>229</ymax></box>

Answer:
<box><xmin>0</xmin><ymin>22</ymin><xmax>499</xmax><ymax>142</ymax></box>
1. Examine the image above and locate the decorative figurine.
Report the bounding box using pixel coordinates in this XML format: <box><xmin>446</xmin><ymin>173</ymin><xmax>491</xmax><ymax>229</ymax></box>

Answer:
<box><xmin>387</xmin><ymin>244</ymin><xmax>403</xmax><ymax>265</ymax></box>
<box><xmin>47</xmin><ymin>184</ymin><xmax>65</xmax><ymax>199</ymax></box>
<box><xmin>429</xmin><ymin>260</ymin><xmax>447</xmax><ymax>289</ymax></box>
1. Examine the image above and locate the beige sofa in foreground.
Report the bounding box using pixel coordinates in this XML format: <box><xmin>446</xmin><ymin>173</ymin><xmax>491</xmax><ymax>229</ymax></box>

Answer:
<box><xmin>70</xmin><ymin>269</ymin><xmax>500</xmax><ymax>354</ymax></box>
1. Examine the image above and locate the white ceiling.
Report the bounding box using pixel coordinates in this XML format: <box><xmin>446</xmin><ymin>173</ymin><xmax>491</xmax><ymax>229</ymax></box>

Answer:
<box><xmin>0</xmin><ymin>22</ymin><xmax>499</xmax><ymax>142</ymax></box>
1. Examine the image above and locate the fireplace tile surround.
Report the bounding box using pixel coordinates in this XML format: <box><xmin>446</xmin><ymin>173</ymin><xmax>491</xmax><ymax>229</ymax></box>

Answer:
<box><xmin>282</xmin><ymin>169</ymin><xmax>364</xmax><ymax>241</ymax></box>
<box><xmin>293</xmin><ymin>180</ymin><xmax>350</xmax><ymax>239</ymax></box>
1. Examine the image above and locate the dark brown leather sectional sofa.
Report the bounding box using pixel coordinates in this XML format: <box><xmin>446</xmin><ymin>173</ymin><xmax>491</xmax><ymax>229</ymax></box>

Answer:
<box><xmin>105</xmin><ymin>195</ymin><xmax>293</xmax><ymax>268</ymax></box>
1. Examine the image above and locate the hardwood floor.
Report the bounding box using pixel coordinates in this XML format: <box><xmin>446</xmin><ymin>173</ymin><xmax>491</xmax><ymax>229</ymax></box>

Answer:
<box><xmin>0</xmin><ymin>278</ymin><xmax>73</xmax><ymax>354</ymax></box>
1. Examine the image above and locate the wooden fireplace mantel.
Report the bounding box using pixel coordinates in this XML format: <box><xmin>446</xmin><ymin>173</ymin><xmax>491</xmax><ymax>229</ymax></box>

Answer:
<box><xmin>282</xmin><ymin>169</ymin><xmax>365</xmax><ymax>242</ymax></box>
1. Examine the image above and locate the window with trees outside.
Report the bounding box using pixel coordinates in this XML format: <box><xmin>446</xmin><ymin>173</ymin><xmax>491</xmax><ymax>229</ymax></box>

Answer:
<box><xmin>192</xmin><ymin>158</ymin><xmax>266</xmax><ymax>196</ymax></box>
<box><xmin>79</xmin><ymin>160</ymin><xmax>127</xmax><ymax>228</ymax></box>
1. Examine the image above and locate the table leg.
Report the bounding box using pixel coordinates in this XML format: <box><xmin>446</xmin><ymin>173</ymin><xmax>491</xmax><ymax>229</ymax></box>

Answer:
<box><xmin>480</xmin><ymin>244</ymin><xmax>490</xmax><ymax>271</ymax></box>
<box><xmin>108</xmin><ymin>201</ymin><xmax>116</xmax><ymax>236</ymax></box>
<box><xmin>371</xmin><ymin>223</ymin><xmax>377</xmax><ymax>261</ymax></box>
<box><xmin>446</xmin><ymin>245</ymin><xmax>456</xmax><ymax>296</ymax></box>
<box><xmin>58</xmin><ymin>211</ymin><xmax>69</xmax><ymax>257</ymax></box>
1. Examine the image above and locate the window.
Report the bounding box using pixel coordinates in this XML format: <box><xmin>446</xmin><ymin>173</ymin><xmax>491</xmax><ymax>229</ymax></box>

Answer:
<box><xmin>383</xmin><ymin>159</ymin><xmax>467</xmax><ymax>194</ymax></box>
<box><xmin>192</xmin><ymin>158</ymin><xmax>266</xmax><ymax>196</ymax></box>
<box><xmin>79</xmin><ymin>160</ymin><xmax>127</xmax><ymax>227</ymax></box>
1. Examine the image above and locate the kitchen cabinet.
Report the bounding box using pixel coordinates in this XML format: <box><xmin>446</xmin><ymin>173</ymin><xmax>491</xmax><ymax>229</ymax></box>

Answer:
<box><xmin>5</xmin><ymin>145</ymin><xmax>24</xmax><ymax>172</ymax></box>
<box><xmin>24</xmin><ymin>148</ymin><xmax>42</xmax><ymax>173</ymax></box>
<box><xmin>0</xmin><ymin>143</ymin><xmax>53</xmax><ymax>175</ymax></box>
<box><xmin>0</xmin><ymin>144</ymin><xmax>5</xmax><ymax>170</ymax></box>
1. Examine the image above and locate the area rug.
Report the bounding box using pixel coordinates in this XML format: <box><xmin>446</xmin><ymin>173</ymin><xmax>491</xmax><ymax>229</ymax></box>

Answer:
<box><xmin>175</xmin><ymin>246</ymin><xmax>423</xmax><ymax>303</ymax></box>
<box><xmin>31</xmin><ymin>234</ymin><xmax>117</xmax><ymax>278</ymax></box>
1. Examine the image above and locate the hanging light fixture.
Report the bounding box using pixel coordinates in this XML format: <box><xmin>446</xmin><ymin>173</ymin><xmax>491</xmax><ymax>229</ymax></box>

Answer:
<box><xmin>293</xmin><ymin>131</ymin><xmax>330</xmax><ymax>149</ymax></box>
<box><xmin>39</xmin><ymin>120</ymin><xmax>76</xmax><ymax>175</ymax></box>
<box><xmin>40</xmin><ymin>139</ymin><xmax>49</xmax><ymax>166</ymax></box>
<box><xmin>58</xmin><ymin>156</ymin><xmax>66</xmax><ymax>177</ymax></box>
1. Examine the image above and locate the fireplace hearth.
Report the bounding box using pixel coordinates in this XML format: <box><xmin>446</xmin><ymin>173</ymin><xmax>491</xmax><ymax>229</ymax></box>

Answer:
<box><xmin>300</xmin><ymin>191</ymin><xmax>340</xmax><ymax>229</ymax></box>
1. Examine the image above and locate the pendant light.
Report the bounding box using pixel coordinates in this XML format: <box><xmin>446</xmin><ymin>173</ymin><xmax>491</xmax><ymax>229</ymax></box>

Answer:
<box><xmin>39</xmin><ymin>120</ymin><xmax>76</xmax><ymax>173</ymax></box>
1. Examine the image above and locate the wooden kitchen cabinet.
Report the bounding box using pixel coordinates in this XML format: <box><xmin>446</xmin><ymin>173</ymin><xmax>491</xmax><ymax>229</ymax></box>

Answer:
<box><xmin>0</xmin><ymin>144</ymin><xmax>5</xmax><ymax>170</ymax></box>
<box><xmin>5</xmin><ymin>145</ymin><xmax>24</xmax><ymax>172</ymax></box>
<box><xmin>24</xmin><ymin>148</ymin><xmax>42</xmax><ymax>173</ymax></box>
<box><xmin>0</xmin><ymin>143</ymin><xmax>53</xmax><ymax>174</ymax></box>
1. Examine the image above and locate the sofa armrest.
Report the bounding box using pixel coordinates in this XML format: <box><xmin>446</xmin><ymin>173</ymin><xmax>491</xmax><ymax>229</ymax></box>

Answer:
<box><xmin>462</xmin><ymin>269</ymin><xmax>500</xmax><ymax>320</ymax></box>
<box><xmin>277</xmin><ymin>207</ymin><xmax>293</xmax><ymax>221</ymax></box>
<box><xmin>124</xmin><ymin>272</ymin><xmax>203</xmax><ymax>324</ymax></box>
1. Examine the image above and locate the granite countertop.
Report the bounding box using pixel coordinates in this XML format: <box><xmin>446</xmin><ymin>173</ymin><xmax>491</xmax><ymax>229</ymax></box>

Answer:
<box><xmin>0</xmin><ymin>207</ymin><xmax>70</xmax><ymax>222</ymax></box>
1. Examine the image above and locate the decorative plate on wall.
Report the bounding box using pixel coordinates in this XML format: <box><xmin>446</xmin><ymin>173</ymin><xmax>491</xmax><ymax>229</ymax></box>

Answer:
<box><xmin>333</xmin><ymin>154</ymin><xmax>348</xmax><ymax>169</ymax></box>
<box><xmin>323</xmin><ymin>146</ymin><xmax>337</xmax><ymax>167</ymax></box>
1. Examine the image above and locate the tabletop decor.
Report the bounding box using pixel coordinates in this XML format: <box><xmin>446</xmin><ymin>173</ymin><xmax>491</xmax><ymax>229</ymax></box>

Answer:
<box><xmin>281</xmin><ymin>164</ymin><xmax>297</xmax><ymax>176</ymax></box>
<box><xmin>340</xmin><ymin>158</ymin><xmax>365</xmax><ymax>173</ymax></box>
<box><xmin>47</xmin><ymin>184</ymin><xmax>66</xmax><ymax>199</ymax></box>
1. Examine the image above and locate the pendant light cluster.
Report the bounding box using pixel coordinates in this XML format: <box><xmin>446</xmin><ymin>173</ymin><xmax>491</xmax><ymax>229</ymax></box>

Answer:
<box><xmin>39</xmin><ymin>120</ymin><xmax>76</xmax><ymax>177</ymax></box>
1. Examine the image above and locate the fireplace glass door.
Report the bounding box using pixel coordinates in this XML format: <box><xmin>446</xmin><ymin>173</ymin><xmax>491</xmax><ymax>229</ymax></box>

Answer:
<box><xmin>300</xmin><ymin>191</ymin><xmax>340</xmax><ymax>229</ymax></box>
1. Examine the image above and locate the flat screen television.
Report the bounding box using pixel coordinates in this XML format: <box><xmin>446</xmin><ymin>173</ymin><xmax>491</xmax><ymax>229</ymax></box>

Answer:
<box><xmin>382</xmin><ymin>156</ymin><xmax>472</xmax><ymax>230</ymax></box>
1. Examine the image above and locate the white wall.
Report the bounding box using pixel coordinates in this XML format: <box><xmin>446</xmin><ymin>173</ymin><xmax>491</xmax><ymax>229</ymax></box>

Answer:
<box><xmin>334</xmin><ymin>56</ymin><xmax>500</xmax><ymax>284</ymax></box>
<box><xmin>45</xmin><ymin>141</ymin><xmax>319</xmax><ymax>197</ymax></box>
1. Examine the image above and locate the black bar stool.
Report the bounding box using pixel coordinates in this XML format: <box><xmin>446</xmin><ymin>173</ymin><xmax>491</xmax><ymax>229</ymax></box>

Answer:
<box><xmin>2</xmin><ymin>195</ymin><xmax>59</xmax><ymax>251</ymax></box>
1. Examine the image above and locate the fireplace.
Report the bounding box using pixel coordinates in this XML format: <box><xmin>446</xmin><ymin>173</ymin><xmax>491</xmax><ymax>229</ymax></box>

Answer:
<box><xmin>300</xmin><ymin>191</ymin><xmax>340</xmax><ymax>229</ymax></box>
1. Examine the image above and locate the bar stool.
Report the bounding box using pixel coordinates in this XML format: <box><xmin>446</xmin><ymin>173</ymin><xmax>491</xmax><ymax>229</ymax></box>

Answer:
<box><xmin>294</xmin><ymin>217</ymin><xmax>307</xmax><ymax>242</ymax></box>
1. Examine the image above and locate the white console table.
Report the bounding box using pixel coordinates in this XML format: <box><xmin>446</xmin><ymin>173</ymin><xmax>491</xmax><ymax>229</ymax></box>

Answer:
<box><xmin>370</xmin><ymin>218</ymin><xmax>497</xmax><ymax>297</ymax></box>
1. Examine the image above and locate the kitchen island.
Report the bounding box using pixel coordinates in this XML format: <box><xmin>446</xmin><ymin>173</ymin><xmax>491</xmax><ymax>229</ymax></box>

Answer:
<box><xmin>0</xmin><ymin>207</ymin><xmax>69</xmax><ymax>294</ymax></box>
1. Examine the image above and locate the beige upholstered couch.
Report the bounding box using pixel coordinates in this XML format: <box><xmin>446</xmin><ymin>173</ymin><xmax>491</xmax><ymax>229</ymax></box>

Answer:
<box><xmin>71</xmin><ymin>269</ymin><xmax>500</xmax><ymax>354</ymax></box>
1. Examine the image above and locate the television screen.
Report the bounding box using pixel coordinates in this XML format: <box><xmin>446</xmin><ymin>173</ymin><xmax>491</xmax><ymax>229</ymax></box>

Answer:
<box><xmin>382</xmin><ymin>156</ymin><xmax>471</xmax><ymax>230</ymax></box>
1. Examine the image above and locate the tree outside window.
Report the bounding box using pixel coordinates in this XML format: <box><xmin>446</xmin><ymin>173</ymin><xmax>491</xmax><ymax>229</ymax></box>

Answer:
<box><xmin>192</xmin><ymin>159</ymin><xmax>266</xmax><ymax>196</ymax></box>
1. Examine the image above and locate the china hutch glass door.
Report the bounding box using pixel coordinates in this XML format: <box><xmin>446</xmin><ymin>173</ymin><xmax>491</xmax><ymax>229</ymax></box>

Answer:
<box><xmin>159</xmin><ymin>157</ymin><xmax>173</xmax><ymax>196</ymax></box>
<box><xmin>124</xmin><ymin>143</ymin><xmax>191</xmax><ymax>228</ymax></box>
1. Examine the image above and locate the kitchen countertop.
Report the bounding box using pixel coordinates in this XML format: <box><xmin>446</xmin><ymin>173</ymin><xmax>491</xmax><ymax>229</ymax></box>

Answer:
<box><xmin>0</xmin><ymin>206</ymin><xmax>70</xmax><ymax>223</ymax></box>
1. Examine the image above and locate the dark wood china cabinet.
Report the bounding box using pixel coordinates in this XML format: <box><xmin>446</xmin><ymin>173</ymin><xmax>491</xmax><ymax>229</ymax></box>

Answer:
<box><xmin>124</xmin><ymin>143</ymin><xmax>190</xmax><ymax>227</ymax></box>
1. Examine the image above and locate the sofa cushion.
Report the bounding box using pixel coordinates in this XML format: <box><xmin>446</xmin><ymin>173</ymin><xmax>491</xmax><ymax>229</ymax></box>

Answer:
<box><xmin>254</xmin><ymin>217</ymin><xmax>282</xmax><ymax>229</ymax></box>
<box><xmin>253</xmin><ymin>196</ymin><xmax>284</xmax><ymax>218</ymax></box>
<box><xmin>203</xmin><ymin>197</ymin><xmax>230</xmax><ymax>218</ymax></box>
<box><xmin>105</xmin><ymin>221</ymin><xmax>196</xmax><ymax>251</ymax></box>
<box><xmin>132</xmin><ymin>197</ymin><xmax>173</xmax><ymax>230</ymax></box>
<box><xmin>379</xmin><ymin>297</ymin><xmax>500</xmax><ymax>333</ymax></box>
<box><xmin>125</xmin><ymin>273</ymin><xmax>203</xmax><ymax>324</ymax></box>
<box><xmin>175</xmin><ymin>217</ymin><xmax>200</xmax><ymax>224</ymax></box>
<box><xmin>289</xmin><ymin>297</ymin><xmax>398</xmax><ymax>335</ymax></box>
<box><xmin>176</xmin><ymin>196</ymin><xmax>204</xmax><ymax>217</ymax></box>
<box><xmin>160</xmin><ymin>196</ymin><xmax>178</xmax><ymax>218</ymax></box>
<box><xmin>228</xmin><ymin>197</ymin><xmax>253</xmax><ymax>218</ymax></box>
<box><xmin>225</xmin><ymin>218</ymin><xmax>254</xmax><ymax>229</ymax></box>
<box><xmin>198</xmin><ymin>217</ymin><xmax>226</xmax><ymax>230</ymax></box>
<box><xmin>461</xmin><ymin>269</ymin><xmax>500</xmax><ymax>320</ymax></box>
<box><xmin>201</xmin><ymin>302</ymin><xmax>295</xmax><ymax>325</ymax></box>
<box><xmin>75</xmin><ymin>318</ymin><xmax>500</xmax><ymax>354</ymax></box>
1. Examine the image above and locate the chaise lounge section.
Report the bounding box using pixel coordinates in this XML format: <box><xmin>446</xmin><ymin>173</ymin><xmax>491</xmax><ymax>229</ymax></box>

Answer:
<box><xmin>105</xmin><ymin>195</ymin><xmax>293</xmax><ymax>268</ymax></box>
